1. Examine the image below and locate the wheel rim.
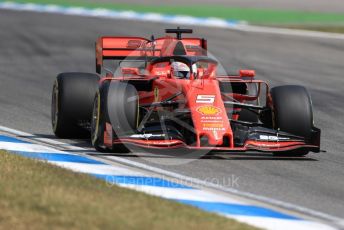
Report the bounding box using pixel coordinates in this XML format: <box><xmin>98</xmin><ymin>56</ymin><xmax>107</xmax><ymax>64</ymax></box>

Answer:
<box><xmin>51</xmin><ymin>81</ymin><xmax>59</xmax><ymax>132</ymax></box>
<box><xmin>91</xmin><ymin>92</ymin><xmax>100</xmax><ymax>145</ymax></box>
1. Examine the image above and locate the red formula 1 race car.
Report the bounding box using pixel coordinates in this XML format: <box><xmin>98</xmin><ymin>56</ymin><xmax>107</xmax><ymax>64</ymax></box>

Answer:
<box><xmin>51</xmin><ymin>28</ymin><xmax>320</xmax><ymax>156</ymax></box>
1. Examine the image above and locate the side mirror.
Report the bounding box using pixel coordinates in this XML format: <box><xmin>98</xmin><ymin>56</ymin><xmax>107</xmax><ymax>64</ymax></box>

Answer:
<box><xmin>239</xmin><ymin>70</ymin><xmax>255</xmax><ymax>78</ymax></box>
<box><xmin>121</xmin><ymin>67</ymin><xmax>140</xmax><ymax>76</ymax></box>
<box><xmin>106</xmin><ymin>72</ymin><xmax>113</xmax><ymax>78</ymax></box>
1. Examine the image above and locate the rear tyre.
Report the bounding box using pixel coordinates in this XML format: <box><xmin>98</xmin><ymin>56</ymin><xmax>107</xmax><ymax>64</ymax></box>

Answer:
<box><xmin>271</xmin><ymin>85</ymin><xmax>313</xmax><ymax>156</ymax></box>
<box><xmin>51</xmin><ymin>72</ymin><xmax>99</xmax><ymax>138</ymax></box>
<box><xmin>91</xmin><ymin>81</ymin><xmax>138</xmax><ymax>153</ymax></box>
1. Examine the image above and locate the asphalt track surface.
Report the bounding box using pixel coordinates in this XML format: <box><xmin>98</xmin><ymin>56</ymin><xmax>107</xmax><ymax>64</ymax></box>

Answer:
<box><xmin>0</xmin><ymin>10</ymin><xmax>344</xmax><ymax>219</ymax></box>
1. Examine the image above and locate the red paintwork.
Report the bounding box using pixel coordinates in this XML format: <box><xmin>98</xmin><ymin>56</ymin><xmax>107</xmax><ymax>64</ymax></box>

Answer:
<box><xmin>95</xmin><ymin>34</ymin><xmax>318</xmax><ymax>153</ymax></box>
<box><xmin>96</xmin><ymin>36</ymin><xmax>207</xmax><ymax>68</ymax></box>
<box><xmin>113</xmin><ymin>138</ymin><xmax>318</xmax><ymax>152</ymax></box>
<box><xmin>114</xmin><ymin>139</ymin><xmax>185</xmax><ymax>148</ymax></box>
<box><xmin>104</xmin><ymin>123</ymin><xmax>113</xmax><ymax>146</ymax></box>
<box><xmin>239</xmin><ymin>70</ymin><xmax>255</xmax><ymax>77</ymax></box>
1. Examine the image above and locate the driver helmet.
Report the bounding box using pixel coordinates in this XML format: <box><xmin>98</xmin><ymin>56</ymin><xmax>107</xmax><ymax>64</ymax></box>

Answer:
<box><xmin>171</xmin><ymin>62</ymin><xmax>190</xmax><ymax>78</ymax></box>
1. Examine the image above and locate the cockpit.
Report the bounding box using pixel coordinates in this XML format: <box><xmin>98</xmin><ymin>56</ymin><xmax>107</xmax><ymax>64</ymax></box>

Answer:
<box><xmin>149</xmin><ymin>56</ymin><xmax>218</xmax><ymax>79</ymax></box>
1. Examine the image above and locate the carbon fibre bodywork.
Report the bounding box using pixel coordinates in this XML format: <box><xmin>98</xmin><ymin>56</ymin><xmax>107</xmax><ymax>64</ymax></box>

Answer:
<box><xmin>94</xmin><ymin>28</ymin><xmax>320</xmax><ymax>154</ymax></box>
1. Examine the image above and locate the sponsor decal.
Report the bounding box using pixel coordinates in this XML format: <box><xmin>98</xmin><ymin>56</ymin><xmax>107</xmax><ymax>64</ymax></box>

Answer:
<box><xmin>200</xmin><ymin>116</ymin><xmax>223</xmax><ymax>123</ymax></box>
<box><xmin>197</xmin><ymin>105</ymin><xmax>222</xmax><ymax>116</ymax></box>
<box><xmin>203</xmin><ymin>123</ymin><xmax>223</xmax><ymax>128</ymax></box>
<box><xmin>155</xmin><ymin>70</ymin><xmax>167</xmax><ymax>75</ymax></box>
<box><xmin>213</xmin><ymin>130</ymin><xmax>219</xmax><ymax>140</ymax></box>
<box><xmin>259</xmin><ymin>135</ymin><xmax>290</xmax><ymax>141</ymax></box>
<box><xmin>127</xmin><ymin>40</ymin><xmax>142</xmax><ymax>49</ymax></box>
<box><xmin>201</xmin><ymin>120</ymin><xmax>223</xmax><ymax>123</ymax></box>
<box><xmin>196</xmin><ymin>95</ymin><xmax>215</xmax><ymax>103</ymax></box>
<box><xmin>201</xmin><ymin>116</ymin><xmax>222</xmax><ymax>120</ymax></box>
<box><xmin>203</xmin><ymin>127</ymin><xmax>226</xmax><ymax>131</ymax></box>
<box><xmin>130</xmin><ymin>133</ymin><xmax>166</xmax><ymax>139</ymax></box>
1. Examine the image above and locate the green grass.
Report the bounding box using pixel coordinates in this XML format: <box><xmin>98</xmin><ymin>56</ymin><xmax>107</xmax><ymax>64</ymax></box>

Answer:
<box><xmin>0</xmin><ymin>150</ymin><xmax>258</xmax><ymax>230</ymax></box>
<box><xmin>6</xmin><ymin>0</ymin><xmax>344</xmax><ymax>25</ymax></box>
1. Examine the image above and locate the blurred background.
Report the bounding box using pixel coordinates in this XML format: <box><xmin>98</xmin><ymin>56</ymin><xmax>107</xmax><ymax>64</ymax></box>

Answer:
<box><xmin>8</xmin><ymin>0</ymin><xmax>344</xmax><ymax>32</ymax></box>
<box><xmin>0</xmin><ymin>0</ymin><xmax>344</xmax><ymax>225</ymax></box>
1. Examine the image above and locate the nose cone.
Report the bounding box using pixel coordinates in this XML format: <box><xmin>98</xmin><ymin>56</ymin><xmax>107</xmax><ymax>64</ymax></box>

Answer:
<box><xmin>185</xmin><ymin>79</ymin><xmax>232</xmax><ymax>147</ymax></box>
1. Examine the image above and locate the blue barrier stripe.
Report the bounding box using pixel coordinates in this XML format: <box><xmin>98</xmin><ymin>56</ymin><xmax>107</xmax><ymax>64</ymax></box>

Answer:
<box><xmin>13</xmin><ymin>151</ymin><xmax>106</xmax><ymax>165</ymax></box>
<box><xmin>0</xmin><ymin>2</ymin><xmax>241</xmax><ymax>27</ymax></box>
<box><xmin>0</xmin><ymin>135</ymin><xmax>29</xmax><ymax>143</ymax></box>
<box><xmin>93</xmin><ymin>174</ymin><xmax>194</xmax><ymax>189</ymax></box>
<box><xmin>0</xmin><ymin>136</ymin><xmax>302</xmax><ymax>221</ymax></box>
<box><xmin>177</xmin><ymin>199</ymin><xmax>300</xmax><ymax>220</ymax></box>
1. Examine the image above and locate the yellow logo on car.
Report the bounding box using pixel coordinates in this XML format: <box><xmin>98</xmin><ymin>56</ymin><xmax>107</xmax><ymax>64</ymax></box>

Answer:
<box><xmin>203</xmin><ymin>123</ymin><xmax>223</xmax><ymax>128</ymax></box>
<box><xmin>197</xmin><ymin>106</ymin><xmax>221</xmax><ymax>115</ymax></box>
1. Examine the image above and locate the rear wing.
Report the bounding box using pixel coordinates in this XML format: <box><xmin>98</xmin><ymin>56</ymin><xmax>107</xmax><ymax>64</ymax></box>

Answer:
<box><xmin>96</xmin><ymin>37</ymin><xmax>150</xmax><ymax>73</ymax></box>
<box><xmin>95</xmin><ymin>36</ymin><xmax>208</xmax><ymax>73</ymax></box>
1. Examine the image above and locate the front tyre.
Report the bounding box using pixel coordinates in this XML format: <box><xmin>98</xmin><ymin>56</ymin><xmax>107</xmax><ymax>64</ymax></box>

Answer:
<box><xmin>91</xmin><ymin>81</ymin><xmax>139</xmax><ymax>153</ymax></box>
<box><xmin>91</xmin><ymin>91</ymin><xmax>107</xmax><ymax>152</ymax></box>
<box><xmin>271</xmin><ymin>85</ymin><xmax>313</xmax><ymax>157</ymax></box>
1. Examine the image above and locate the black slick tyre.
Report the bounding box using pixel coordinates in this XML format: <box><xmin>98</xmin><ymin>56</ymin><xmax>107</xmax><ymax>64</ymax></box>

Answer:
<box><xmin>51</xmin><ymin>72</ymin><xmax>99</xmax><ymax>138</ymax></box>
<box><xmin>91</xmin><ymin>81</ymin><xmax>138</xmax><ymax>153</ymax></box>
<box><xmin>271</xmin><ymin>85</ymin><xmax>313</xmax><ymax>157</ymax></box>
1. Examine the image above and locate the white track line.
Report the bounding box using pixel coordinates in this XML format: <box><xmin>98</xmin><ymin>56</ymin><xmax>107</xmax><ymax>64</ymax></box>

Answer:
<box><xmin>50</xmin><ymin>161</ymin><xmax>143</xmax><ymax>176</ymax></box>
<box><xmin>119</xmin><ymin>184</ymin><xmax>245</xmax><ymax>204</ymax></box>
<box><xmin>0</xmin><ymin>125</ymin><xmax>342</xmax><ymax>229</ymax></box>
<box><xmin>0</xmin><ymin>141</ymin><xmax>68</xmax><ymax>154</ymax></box>
<box><xmin>233</xmin><ymin>25</ymin><xmax>344</xmax><ymax>40</ymax></box>
<box><xmin>1</xmin><ymin>1</ymin><xmax>344</xmax><ymax>40</ymax></box>
<box><xmin>227</xmin><ymin>215</ymin><xmax>336</xmax><ymax>230</ymax></box>
<box><xmin>2</xmin><ymin>141</ymin><xmax>336</xmax><ymax>230</ymax></box>
<box><xmin>103</xmin><ymin>154</ymin><xmax>343</xmax><ymax>227</ymax></box>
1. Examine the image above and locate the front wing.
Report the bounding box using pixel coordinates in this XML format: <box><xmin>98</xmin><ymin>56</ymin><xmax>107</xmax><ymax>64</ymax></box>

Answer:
<box><xmin>108</xmin><ymin>126</ymin><xmax>321</xmax><ymax>153</ymax></box>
